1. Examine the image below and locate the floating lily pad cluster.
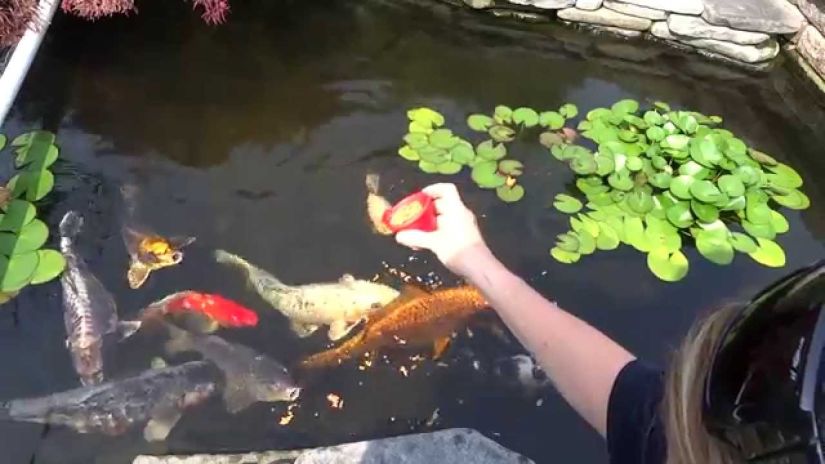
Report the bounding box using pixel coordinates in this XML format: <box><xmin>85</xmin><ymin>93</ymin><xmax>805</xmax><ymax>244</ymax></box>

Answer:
<box><xmin>548</xmin><ymin>99</ymin><xmax>809</xmax><ymax>282</ymax></box>
<box><xmin>397</xmin><ymin>105</ymin><xmax>577</xmax><ymax>203</ymax></box>
<box><xmin>0</xmin><ymin>130</ymin><xmax>67</xmax><ymax>303</ymax></box>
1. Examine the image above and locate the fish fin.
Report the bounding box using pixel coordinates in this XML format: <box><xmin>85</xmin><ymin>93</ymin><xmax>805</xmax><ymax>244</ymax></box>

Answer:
<box><xmin>223</xmin><ymin>383</ymin><xmax>256</xmax><ymax>414</ymax></box>
<box><xmin>433</xmin><ymin>336</ymin><xmax>452</xmax><ymax>360</ymax></box>
<box><xmin>117</xmin><ymin>321</ymin><xmax>142</xmax><ymax>340</ymax></box>
<box><xmin>127</xmin><ymin>262</ymin><xmax>151</xmax><ymax>289</ymax></box>
<box><xmin>365</xmin><ymin>173</ymin><xmax>380</xmax><ymax>194</ymax></box>
<box><xmin>290</xmin><ymin>321</ymin><xmax>319</xmax><ymax>338</ymax></box>
<box><xmin>301</xmin><ymin>328</ymin><xmax>370</xmax><ymax>369</ymax></box>
<box><xmin>163</xmin><ymin>325</ymin><xmax>193</xmax><ymax>354</ymax></box>
<box><xmin>143</xmin><ymin>405</ymin><xmax>183</xmax><ymax>442</ymax></box>
<box><xmin>328</xmin><ymin>319</ymin><xmax>360</xmax><ymax>341</ymax></box>
<box><xmin>169</xmin><ymin>236</ymin><xmax>196</xmax><ymax>249</ymax></box>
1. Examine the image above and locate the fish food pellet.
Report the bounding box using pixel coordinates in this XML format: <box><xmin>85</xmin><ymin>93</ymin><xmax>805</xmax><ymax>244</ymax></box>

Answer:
<box><xmin>389</xmin><ymin>201</ymin><xmax>424</xmax><ymax>226</ymax></box>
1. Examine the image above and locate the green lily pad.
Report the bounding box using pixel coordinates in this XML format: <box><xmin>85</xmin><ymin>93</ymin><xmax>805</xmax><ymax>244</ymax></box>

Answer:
<box><xmin>748</xmin><ymin>238</ymin><xmax>786</xmax><ymax>268</ymax></box>
<box><xmin>418</xmin><ymin>146</ymin><xmax>449</xmax><ymax>164</ymax></box>
<box><xmin>669</xmin><ymin>175</ymin><xmax>695</xmax><ymax>200</ymax></box>
<box><xmin>675</xmin><ymin>114</ymin><xmax>698</xmax><ymax>134</ymax></box>
<box><xmin>29</xmin><ymin>249</ymin><xmax>66</xmax><ymax>285</ymax></box>
<box><xmin>767</xmin><ymin>163</ymin><xmax>803</xmax><ymax>189</ymax></box>
<box><xmin>404</xmin><ymin>133</ymin><xmax>428</xmax><ymax>149</ymax></box>
<box><xmin>559</xmin><ymin>104</ymin><xmax>578</xmax><ymax>119</ymax></box>
<box><xmin>729</xmin><ymin>232</ymin><xmax>758</xmax><ymax>253</ymax></box>
<box><xmin>407</xmin><ymin>108</ymin><xmax>445</xmax><ymax>128</ymax></box>
<box><xmin>576</xmin><ymin>231</ymin><xmax>596</xmax><ymax>255</ymax></box>
<box><xmin>745</xmin><ymin>194</ymin><xmax>772</xmax><ymax>225</ymax></box>
<box><xmin>573</xmin><ymin>215</ymin><xmax>601</xmax><ymax>237</ymax></box>
<box><xmin>721</xmin><ymin>195</ymin><xmax>746</xmax><ymax>211</ymax></box>
<box><xmin>498</xmin><ymin>160</ymin><xmax>524</xmax><ymax>176</ymax></box>
<box><xmin>539</xmin><ymin>111</ymin><xmax>565</xmax><ymax>130</ymax></box>
<box><xmin>0</xmin><ymin>251</ymin><xmax>39</xmax><ymax>292</ymax></box>
<box><xmin>608</xmin><ymin>171</ymin><xmax>634</xmax><ymax>191</ymax></box>
<box><xmin>476</xmin><ymin>140</ymin><xmax>507</xmax><ymax>161</ymax></box>
<box><xmin>551</xmin><ymin>247</ymin><xmax>580</xmax><ymax>264</ymax></box>
<box><xmin>429</xmin><ymin>129</ymin><xmax>459</xmax><ymax>149</ymax></box>
<box><xmin>554</xmin><ymin>194</ymin><xmax>583</xmax><ymax>214</ymax></box>
<box><xmin>649</xmin><ymin>172</ymin><xmax>672</xmax><ymax>189</ymax></box>
<box><xmin>611</xmin><ymin>99</ymin><xmax>639</xmax><ymax>115</ymax></box>
<box><xmin>437</xmin><ymin>161</ymin><xmax>463</xmax><ymax>175</ymax></box>
<box><xmin>489</xmin><ymin>125</ymin><xmax>516</xmax><ymax>143</ymax></box>
<box><xmin>624</xmin><ymin>216</ymin><xmax>649</xmax><ymax>251</ymax></box>
<box><xmin>556</xmin><ymin>233</ymin><xmax>580</xmax><ymax>252</ymax></box>
<box><xmin>770</xmin><ymin>210</ymin><xmax>789</xmax><ymax>234</ymax></box>
<box><xmin>725</xmin><ymin>137</ymin><xmax>747</xmax><ymax>157</ymax></box>
<box><xmin>16</xmin><ymin>143</ymin><xmax>58</xmax><ymax>170</ymax></box>
<box><xmin>496</xmin><ymin>184</ymin><xmax>524</xmax><ymax>203</ymax></box>
<box><xmin>595</xmin><ymin>155</ymin><xmax>615</xmax><ymax>176</ymax></box>
<box><xmin>408</xmin><ymin>121</ymin><xmax>432</xmax><ymax>134</ymax></box>
<box><xmin>749</xmin><ymin>148</ymin><xmax>778</xmax><ymax>166</ymax></box>
<box><xmin>7</xmin><ymin>170</ymin><xmax>55</xmax><ymax>202</ymax></box>
<box><xmin>689</xmin><ymin>180</ymin><xmax>724</xmax><ymax>203</ymax></box>
<box><xmin>696</xmin><ymin>230</ymin><xmax>734</xmax><ymax>265</ymax></box>
<box><xmin>494</xmin><ymin>105</ymin><xmax>513</xmax><ymax>124</ymax></box>
<box><xmin>627</xmin><ymin>190</ymin><xmax>654</xmax><ymax>214</ymax></box>
<box><xmin>771</xmin><ymin>189</ymin><xmax>810</xmax><ymax>210</ymax></box>
<box><xmin>742</xmin><ymin>220</ymin><xmax>775</xmax><ymax>240</ymax></box>
<box><xmin>662</xmin><ymin>134</ymin><xmax>691</xmax><ymax>150</ymax></box>
<box><xmin>626</xmin><ymin>157</ymin><xmax>643</xmax><ymax>172</ymax></box>
<box><xmin>398</xmin><ymin>145</ymin><xmax>420</xmax><ymax>161</ymax></box>
<box><xmin>717</xmin><ymin>175</ymin><xmax>745</xmax><ymax>198</ymax></box>
<box><xmin>11</xmin><ymin>130</ymin><xmax>55</xmax><ymax>165</ymax></box>
<box><xmin>471</xmin><ymin>161</ymin><xmax>506</xmax><ymax>188</ymax></box>
<box><xmin>418</xmin><ymin>160</ymin><xmax>440</xmax><ymax>174</ymax></box>
<box><xmin>734</xmin><ymin>165</ymin><xmax>761</xmax><ymax>186</ymax></box>
<box><xmin>666</xmin><ymin>202</ymin><xmax>693</xmax><ymax>229</ymax></box>
<box><xmin>0</xmin><ymin>200</ymin><xmax>36</xmax><ymax>232</ymax></box>
<box><xmin>689</xmin><ymin>136</ymin><xmax>721</xmax><ymax>166</ymax></box>
<box><xmin>449</xmin><ymin>144</ymin><xmax>475</xmax><ymax>165</ymax></box>
<box><xmin>0</xmin><ymin>219</ymin><xmax>49</xmax><ymax>255</ymax></box>
<box><xmin>691</xmin><ymin>200</ymin><xmax>719</xmax><ymax>223</ymax></box>
<box><xmin>647</xmin><ymin>247</ymin><xmax>689</xmax><ymax>282</ymax></box>
<box><xmin>596</xmin><ymin>224</ymin><xmax>620</xmax><ymax>250</ymax></box>
<box><xmin>678</xmin><ymin>161</ymin><xmax>709</xmax><ymax>179</ymax></box>
<box><xmin>571</xmin><ymin>154</ymin><xmax>598</xmax><ymax>176</ymax></box>
<box><xmin>645</xmin><ymin>126</ymin><xmax>665</xmax><ymax>142</ymax></box>
<box><xmin>513</xmin><ymin>107</ymin><xmax>539</xmax><ymax>127</ymax></box>
<box><xmin>540</xmin><ymin>131</ymin><xmax>565</xmax><ymax>149</ymax></box>
<box><xmin>467</xmin><ymin>114</ymin><xmax>494</xmax><ymax>132</ymax></box>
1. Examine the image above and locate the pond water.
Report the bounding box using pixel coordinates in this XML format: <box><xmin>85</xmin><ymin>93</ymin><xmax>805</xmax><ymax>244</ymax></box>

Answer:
<box><xmin>1</xmin><ymin>0</ymin><xmax>825</xmax><ymax>462</ymax></box>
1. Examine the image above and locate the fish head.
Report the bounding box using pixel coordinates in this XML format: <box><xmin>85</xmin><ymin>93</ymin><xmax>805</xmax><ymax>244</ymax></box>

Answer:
<box><xmin>248</xmin><ymin>355</ymin><xmax>301</xmax><ymax>403</ymax></box>
<box><xmin>137</xmin><ymin>237</ymin><xmax>191</xmax><ymax>269</ymax></box>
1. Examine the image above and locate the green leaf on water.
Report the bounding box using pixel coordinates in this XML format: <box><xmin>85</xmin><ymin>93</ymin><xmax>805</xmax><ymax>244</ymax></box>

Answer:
<box><xmin>16</xmin><ymin>143</ymin><xmax>58</xmax><ymax>171</ymax></box>
<box><xmin>429</xmin><ymin>129</ymin><xmax>459</xmax><ymax>149</ymax></box>
<box><xmin>476</xmin><ymin>140</ymin><xmax>507</xmax><ymax>161</ymax></box>
<box><xmin>29</xmin><ymin>249</ymin><xmax>66</xmax><ymax>285</ymax></box>
<box><xmin>669</xmin><ymin>175</ymin><xmax>695</xmax><ymax>200</ymax></box>
<box><xmin>0</xmin><ymin>219</ymin><xmax>48</xmax><ymax>255</ymax></box>
<box><xmin>611</xmin><ymin>99</ymin><xmax>639</xmax><ymax>115</ymax></box>
<box><xmin>662</xmin><ymin>134</ymin><xmax>690</xmax><ymax>150</ymax></box>
<box><xmin>748</xmin><ymin>238</ymin><xmax>786</xmax><ymax>268</ymax></box>
<box><xmin>553</xmin><ymin>194</ymin><xmax>583</xmax><ymax>214</ymax></box>
<box><xmin>471</xmin><ymin>161</ymin><xmax>506</xmax><ymax>189</ymax></box>
<box><xmin>627</xmin><ymin>190</ymin><xmax>654</xmax><ymax>214</ymax></box>
<box><xmin>0</xmin><ymin>251</ymin><xmax>39</xmax><ymax>292</ymax></box>
<box><xmin>770</xmin><ymin>210</ymin><xmax>789</xmax><ymax>234</ymax></box>
<box><xmin>540</xmin><ymin>131</ymin><xmax>565</xmax><ymax>149</ymax></box>
<box><xmin>0</xmin><ymin>200</ymin><xmax>36</xmax><ymax>232</ymax></box>
<box><xmin>576</xmin><ymin>231</ymin><xmax>596</xmax><ymax>255</ymax></box>
<box><xmin>7</xmin><ymin>170</ymin><xmax>55</xmax><ymax>203</ymax></box>
<box><xmin>608</xmin><ymin>171</ymin><xmax>634</xmax><ymax>191</ymax></box>
<box><xmin>513</xmin><ymin>107</ymin><xmax>539</xmax><ymax>127</ymax></box>
<box><xmin>496</xmin><ymin>184</ymin><xmax>525</xmax><ymax>203</ymax></box>
<box><xmin>742</xmin><ymin>220</ymin><xmax>775</xmax><ymax>240</ymax></box>
<box><xmin>489</xmin><ymin>125</ymin><xmax>516</xmax><ymax>143</ymax></box>
<box><xmin>467</xmin><ymin>114</ymin><xmax>494</xmax><ymax>132</ymax></box>
<box><xmin>436</xmin><ymin>161</ymin><xmax>463</xmax><ymax>175</ymax></box>
<box><xmin>539</xmin><ymin>111</ymin><xmax>565</xmax><ymax>130</ymax></box>
<box><xmin>556</xmin><ymin>233</ymin><xmax>580</xmax><ymax>252</ymax></box>
<box><xmin>404</xmin><ymin>133</ymin><xmax>428</xmax><ymax>149</ymax></box>
<box><xmin>494</xmin><ymin>105</ymin><xmax>513</xmax><ymax>124</ymax></box>
<box><xmin>646</xmin><ymin>126</ymin><xmax>665</xmax><ymax>142</ymax></box>
<box><xmin>418</xmin><ymin>160</ymin><xmax>440</xmax><ymax>174</ymax></box>
<box><xmin>551</xmin><ymin>247</ymin><xmax>580</xmax><ymax>264</ymax></box>
<box><xmin>691</xmin><ymin>200</ymin><xmax>719</xmax><ymax>223</ymax></box>
<box><xmin>729</xmin><ymin>232</ymin><xmax>758</xmax><ymax>253</ymax></box>
<box><xmin>767</xmin><ymin>163</ymin><xmax>803</xmax><ymax>189</ymax></box>
<box><xmin>717</xmin><ymin>175</ymin><xmax>745</xmax><ymax>198</ymax></box>
<box><xmin>559</xmin><ymin>103</ymin><xmax>578</xmax><ymax>119</ymax></box>
<box><xmin>666</xmin><ymin>202</ymin><xmax>693</xmax><ymax>229</ymax></box>
<box><xmin>0</xmin><ymin>134</ymin><xmax>6</xmax><ymax>151</ymax></box>
<box><xmin>398</xmin><ymin>145</ymin><xmax>420</xmax><ymax>161</ymax></box>
<box><xmin>647</xmin><ymin>247</ymin><xmax>689</xmax><ymax>282</ymax></box>
<box><xmin>696</xmin><ymin>230</ymin><xmax>734</xmax><ymax>265</ymax></box>
<box><xmin>498</xmin><ymin>160</ymin><xmax>524</xmax><ymax>176</ymax></box>
<box><xmin>596</xmin><ymin>223</ymin><xmax>620</xmax><ymax>250</ymax></box>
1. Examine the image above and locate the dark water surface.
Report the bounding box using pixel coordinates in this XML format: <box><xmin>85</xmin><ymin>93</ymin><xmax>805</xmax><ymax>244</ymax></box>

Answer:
<box><xmin>1</xmin><ymin>0</ymin><xmax>824</xmax><ymax>462</ymax></box>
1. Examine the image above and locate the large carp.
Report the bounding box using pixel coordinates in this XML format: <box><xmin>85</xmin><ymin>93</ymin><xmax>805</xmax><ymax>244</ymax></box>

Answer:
<box><xmin>0</xmin><ymin>360</ymin><xmax>219</xmax><ymax>442</ymax></box>
<box><xmin>214</xmin><ymin>250</ymin><xmax>400</xmax><ymax>341</ymax></box>
<box><xmin>301</xmin><ymin>285</ymin><xmax>489</xmax><ymax>368</ymax></box>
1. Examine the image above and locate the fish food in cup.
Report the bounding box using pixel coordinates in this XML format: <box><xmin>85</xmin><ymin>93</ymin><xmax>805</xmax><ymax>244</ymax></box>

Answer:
<box><xmin>382</xmin><ymin>192</ymin><xmax>437</xmax><ymax>233</ymax></box>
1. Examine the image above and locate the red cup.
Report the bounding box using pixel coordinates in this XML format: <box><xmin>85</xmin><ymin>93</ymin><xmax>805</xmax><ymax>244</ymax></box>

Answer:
<box><xmin>382</xmin><ymin>192</ymin><xmax>437</xmax><ymax>233</ymax></box>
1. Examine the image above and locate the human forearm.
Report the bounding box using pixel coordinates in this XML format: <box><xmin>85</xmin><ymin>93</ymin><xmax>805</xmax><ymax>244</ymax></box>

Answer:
<box><xmin>464</xmin><ymin>248</ymin><xmax>635</xmax><ymax>437</ymax></box>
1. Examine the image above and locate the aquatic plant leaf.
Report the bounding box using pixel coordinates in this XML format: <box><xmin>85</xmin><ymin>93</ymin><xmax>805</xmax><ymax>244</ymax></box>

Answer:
<box><xmin>489</xmin><ymin>125</ymin><xmax>516</xmax><ymax>143</ymax></box>
<box><xmin>627</xmin><ymin>190</ymin><xmax>654</xmax><ymax>214</ymax></box>
<box><xmin>771</xmin><ymin>189</ymin><xmax>810</xmax><ymax>210</ymax></box>
<box><xmin>16</xmin><ymin>143</ymin><xmax>57</xmax><ymax>171</ymax></box>
<box><xmin>471</xmin><ymin>161</ymin><xmax>506</xmax><ymax>189</ymax></box>
<box><xmin>749</xmin><ymin>148</ymin><xmax>778</xmax><ymax>166</ymax></box>
<box><xmin>398</xmin><ymin>145</ymin><xmax>420</xmax><ymax>161</ymax></box>
<box><xmin>767</xmin><ymin>163</ymin><xmax>803</xmax><ymax>189</ymax></box>
<box><xmin>662</xmin><ymin>135</ymin><xmax>690</xmax><ymax>150</ymax></box>
<box><xmin>644</xmin><ymin>111</ymin><xmax>664</xmax><ymax>127</ymax></box>
<box><xmin>417</xmin><ymin>146</ymin><xmax>449</xmax><ymax>164</ymax></box>
<box><xmin>595</xmin><ymin>156</ymin><xmax>615</xmax><ymax>176</ymax></box>
<box><xmin>645</xmin><ymin>217</ymin><xmax>681</xmax><ymax>253</ymax></box>
<box><xmin>7</xmin><ymin>170</ymin><xmax>55</xmax><ymax>203</ymax></box>
<box><xmin>690</xmin><ymin>200</ymin><xmax>719</xmax><ymax>223</ymax></box>
<box><xmin>608</xmin><ymin>172</ymin><xmax>634</xmax><ymax>191</ymax></box>
<box><xmin>725</xmin><ymin>137</ymin><xmax>747</xmax><ymax>157</ymax></box>
<box><xmin>728</xmin><ymin>232</ymin><xmax>758</xmax><ymax>253</ymax></box>
<box><xmin>559</xmin><ymin>104</ymin><xmax>578</xmax><ymax>119</ymax></box>
<box><xmin>611</xmin><ymin>99</ymin><xmax>639</xmax><ymax>115</ymax></box>
<box><xmin>669</xmin><ymin>175</ymin><xmax>694</xmax><ymax>200</ymax></box>
<box><xmin>742</xmin><ymin>220</ymin><xmax>775</xmax><ymax>240</ymax></box>
<box><xmin>436</xmin><ymin>161</ymin><xmax>463</xmax><ymax>175</ymax></box>
<box><xmin>571</xmin><ymin>154</ymin><xmax>597</xmax><ymax>176</ymax></box>
<box><xmin>675</xmin><ymin>114</ymin><xmax>698</xmax><ymax>134</ymax></box>
<box><xmin>717</xmin><ymin>175</ymin><xmax>745</xmax><ymax>198</ymax></box>
<box><xmin>556</xmin><ymin>233</ymin><xmax>580</xmax><ymax>252</ymax></box>
<box><xmin>576</xmin><ymin>231</ymin><xmax>596</xmax><ymax>255</ymax></box>
<box><xmin>496</xmin><ymin>184</ymin><xmax>524</xmax><ymax>203</ymax></box>
<box><xmin>539</xmin><ymin>111</ymin><xmax>565</xmax><ymax>130</ymax></box>
<box><xmin>513</xmin><ymin>108</ymin><xmax>540</xmax><ymax>127</ymax></box>
<box><xmin>498</xmin><ymin>160</ymin><xmax>524</xmax><ymax>176</ymax></box>
<box><xmin>770</xmin><ymin>210</ymin><xmax>789</xmax><ymax>234</ymax></box>
<box><xmin>745</xmin><ymin>196</ymin><xmax>772</xmax><ymax>225</ymax></box>
<box><xmin>403</xmin><ymin>133</ymin><xmax>428</xmax><ymax>149</ymax></box>
<box><xmin>734</xmin><ymin>166</ymin><xmax>761</xmax><ymax>187</ymax></box>
<box><xmin>623</xmin><ymin>114</ymin><xmax>648</xmax><ymax>130</ymax></box>
<box><xmin>626</xmin><ymin>157</ymin><xmax>643</xmax><ymax>172</ymax></box>
<box><xmin>690</xmin><ymin>137</ymin><xmax>721</xmax><ymax>167</ymax></box>
<box><xmin>467</xmin><ymin>114</ymin><xmax>494</xmax><ymax>132</ymax></box>
<box><xmin>647</xmin><ymin>248</ymin><xmax>689</xmax><ymax>282</ymax></box>
<box><xmin>540</xmin><ymin>131</ymin><xmax>565</xmax><ymax>149</ymax></box>
<box><xmin>666</xmin><ymin>202</ymin><xmax>693</xmax><ymax>229</ymax></box>
<box><xmin>677</xmin><ymin>161</ymin><xmax>708</xmax><ymax>179</ymax></box>
<box><xmin>29</xmin><ymin>249</ymin><xmax>66</xmax><ymax>285</ymax></box>
<box><xmin>721</xmin><ymin>196</ymin><xmax>746</xmax><ymax>212</ymax></box>
<box><xmin>476</xmin><ymin>140</ymin><xmax>507</xmax><ymax>161</ymax></box>
<box><xmin>653</xmin><ymin>101</ymin><xmax>671</xmax><ymax>112</ymax></box>
<box><xmin>550</xmin><ymin>143</ymin><xmax>567</xmax><ymax>160</ymax></box>
<box><xmin>550</xmin><ymin>247</ymin><xmax>580</xmax><ymax>264</ymax></box>
<box><xmin>0</xmin><ymin>219</ymin><xmax>48</xmax><ymax>255</ymax></box>
<box><xmin>0</xmin><ymin>135</ymin><xmax>5</xmax><ymax>151</ymax></box>
<box><xmin>646</xmin><ymin>126</ymin><xmax>665</xmax><ymax>142</ymax></box>
<box><xmin>0</xmin><ymin>200</ymin><xmax>36</xmax><ymax>232</ymax></box>
<box><xmin>429</xmin><ymin>129</ymin><xmax>459</xmax><ymax>149</ymax></box>
<box><xmin>492</xmin><ymin>105</ymin><xmax>513</xmax><ymax>124</ymax></box>
<box><xmin>418</xmin><ymin>160</ymin><xmax>440</xmax><ymax>174</ymax></box>
<box><xmin>595</xmin><ymin>224</ymin><xmax>620</xmax><ymax>251</ymax></box>
<box><xmin>12</xmin><ymin>130</ymin><xmax>55</xmax><ymax>152</ymax></box>
<box><xmin>624</xmin><ymin>216</ymin><xmax>649</xmax><ymax>251</ymax></box>
<box><xmin>0</xmin><ymin>251</ymin><xmax>39</xmax><ymax>292</ymax></box>
<box><xmin>689</xmin><ymin>181</ymin><xmax>723</xmax><ymax>203</ymax></box>
<box><xmin>618</xmin><ymin>130</ymin><xmax>638</xmax><ymax>143</ymax></box>
<box><xmin>408</xmin><ymin>121</ymin><xmax>432</xmax><ymax>134</ymax></box>
<box><xmin>553</xmin><ymin>194</ymin><xmax>583</xmax><ymax>214</ymax></box>
<box><xmin>648</xmin><ymin>172</ymin><xmax>672</xmax><ymax>189</ymax></box>
<box><xmin>748</xmin><ymin>238</ymin><xmax>785</xmax><ymax>268</ymax></box>
<box><xmin>407</xmin><ymin>108</ymin><xmax>445</xmax><ymax>128</ymax></box>
<box><xmin>573</xmin><ymin>215</ymin><xmax>600</xmax><ymax>237</ymax></box>
<box><xmin>696</xmin><ymin>230</ymin><xmax>734</xmax><ymax>265</ymax></box>
<box><xmin>449</xmin><ymin>144</ymin><xmax>475</xmax><ymax>165</ymax></box>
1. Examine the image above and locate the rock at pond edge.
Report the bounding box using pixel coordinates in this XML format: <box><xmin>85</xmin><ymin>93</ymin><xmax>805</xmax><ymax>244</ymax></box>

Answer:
<box><xmin>790</xmin><ymin>0</ymin><xmax>825</xmax><ymax>35</ymax></box>
<box><xmin>505</xmin><ymin>0</ymin><xmax>574</xmax><ymax>9</ymax></box>
<box><xmin>558</xmin><ymin>7</ymin><xmax>653</xmax><ymax>30</ymax></box>
<box><xmin>701</xmin><ymin>0</ymin><xmax>806</xmax><ymax>34</ymax></box>
<box><xmin>795</xmin><ymin>24</ymin><xmax>825</xmax><ymax>77</ymax></box>
<box><xmin>667</xmin><ymin>14</ymin><xmax>771</xmax><ymax>45</ymax></box>
<box><xmin>576</xmin><ymin>0</ymin><xmax>603</xmax><ymax>11</ymax></box>
<box><xmin>603</xmin><ymin>0</ymin><xmax>667</xmax><ymax>20</ymax></box>
<box><xmin>650</xmin><ymin>22</ymin><xmax>780</xmax><ymax>63</ymax></box>
<box><xmin>620</xmin><ymin>0</ymin><xmax>702</xmax><ymax>15</ymax></box>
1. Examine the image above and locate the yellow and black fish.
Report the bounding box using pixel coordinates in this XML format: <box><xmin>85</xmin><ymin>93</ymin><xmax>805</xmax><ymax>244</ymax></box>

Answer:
<box><xmin>301</xmin><ymin>284</ymin><xmax>488</xmax><ymax>368</ymax></box>
<box><xmin>123</xmin><ymin>227</ymin><xmax>195</xmax><ymax>289</ymax></box>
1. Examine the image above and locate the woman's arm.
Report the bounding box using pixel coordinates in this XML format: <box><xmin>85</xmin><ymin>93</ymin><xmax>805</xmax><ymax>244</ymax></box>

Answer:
<box><xmin>395</xmin><ymin>183</ymin><xmax>635</xmax><ymax>437</ymax></box>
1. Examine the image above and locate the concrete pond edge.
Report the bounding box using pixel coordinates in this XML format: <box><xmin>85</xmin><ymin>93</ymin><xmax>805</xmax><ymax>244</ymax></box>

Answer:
<box><xmin>132</xmin><ymin>428</ymin><xmax>535</xmax><ymax>464</ymax></box>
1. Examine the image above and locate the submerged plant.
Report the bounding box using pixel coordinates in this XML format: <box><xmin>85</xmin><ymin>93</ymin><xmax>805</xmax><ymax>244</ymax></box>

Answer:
<box><xmin>0</xmin><ymin>130</ymin><xmax>66</xmax><ymax>303</ymax></box>
<box><xmin>547</xmin><ymin>99</ymin><xmax>809</xmax><ymax>282</ymax></box>
<box><xmin>397</xmin><ymin>105</ymin><xmax>578</xmax><ymax>203</ymax></box>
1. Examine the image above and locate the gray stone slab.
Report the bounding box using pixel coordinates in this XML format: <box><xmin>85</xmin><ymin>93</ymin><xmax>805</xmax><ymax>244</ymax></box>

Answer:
<box><xmin>701</xmin><ymin>0</ymin><xmax>806</xmax><ymax>34</ymax></box>
<box><xmin>463</xmin><ymin>0</ymin><xmax>494</xmax><ymax>9</ymax></box>
<box><xmin>133</xmin><ymin>429</ymin><xmax>534</xmax><ymax>464</ymax></box>
<box><xmin>621</xmin><ymin>0</ymin><xmax>702</xmax><ymax>15</ymax></box>
<box><xmin>796</xmin><ymin>24</ymin><xmax>825</xmax><ymax>77</ymax></box>
<box><xmin>650</xmin><ymin>21</ymin><xmax>780</xmax><ymax>62</ymax></box>
<box><xmin>603</xmin><ymin>0</ymin><xmax>666</xmax><ymax>20</ymax></box>
<box><xmin>505</xmin><ymin>0</ymin><xmax>574</xmax><ymax>9</ymax></box>
<box><xmin>576</xmin><ymin>0</ymin><xmax>603</xmax><ymax>10</ymax></box>
<box><xmin>558</xmin><ymin>7</ymin><xmax>653</xmax><ymax>30</ymax></box>
<box><xmin>668</xmin><ymin>14</ymin><xmax>771</xmax><ymax>44</ymax></box>
<box><xmin>791</xmin><ymin>0</ymin><xmax>825</xmax><ymax>34</ymax></box>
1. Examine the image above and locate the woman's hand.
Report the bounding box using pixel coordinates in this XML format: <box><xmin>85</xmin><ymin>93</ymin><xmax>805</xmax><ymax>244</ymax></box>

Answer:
<box><xmin>395</xmin><ymin>183</ymin><xmax>494</xmax><ymax>278</ymax></box>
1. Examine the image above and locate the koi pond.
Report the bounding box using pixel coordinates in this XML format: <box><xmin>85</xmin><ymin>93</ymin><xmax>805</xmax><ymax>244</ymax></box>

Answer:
<box><xmin>1</xmin><ymin>0</ymin><xmax>824</xmax><ymax>462</ymax></box>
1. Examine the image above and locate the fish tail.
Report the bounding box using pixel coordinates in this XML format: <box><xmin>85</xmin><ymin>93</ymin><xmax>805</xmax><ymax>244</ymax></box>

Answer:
<box><xmin>214</xmin><ymin>249</ymin><xmax>287</xmax><ymax>289</ymax></box>
<box><xmin>365</xmin><ymin>173</ymin><xmax>380</xmax><ymax>195</ymax></box>
<box><xmin>59</xmin><ymin>211</ymin><xmax>84</xmax><ymax>240</ymax></box>
<box><xmin>301</xmin><ymin>330</ymin><xmax>369</xmax><ymax>369</ymax></box>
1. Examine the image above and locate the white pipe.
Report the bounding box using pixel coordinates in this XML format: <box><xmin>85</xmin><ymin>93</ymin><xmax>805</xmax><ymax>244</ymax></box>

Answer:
<box><xmin>0</xmin><ymin>0</ymin><xmax>60</xmax><ymax>127</ymax></box>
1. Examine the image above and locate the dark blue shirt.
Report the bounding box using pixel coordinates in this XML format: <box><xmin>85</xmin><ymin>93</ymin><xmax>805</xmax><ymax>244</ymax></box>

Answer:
<box><xmin>607</xmin><ymin>359</ymin><xmax>667</xmax><ymax>464</ymax></box>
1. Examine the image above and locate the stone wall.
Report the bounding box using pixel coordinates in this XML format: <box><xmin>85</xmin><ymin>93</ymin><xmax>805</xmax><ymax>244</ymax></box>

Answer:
<box><xmin>448</xmin><ymin>0</ymin><xmax>825</xmax><ymax>89</ymax></box>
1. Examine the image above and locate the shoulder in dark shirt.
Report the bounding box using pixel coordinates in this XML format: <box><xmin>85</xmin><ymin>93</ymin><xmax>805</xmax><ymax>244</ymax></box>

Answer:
<box><xmin>606</xmin><ymin>359</ymin><xmax>667</xmax><ymax>464</ymax></box>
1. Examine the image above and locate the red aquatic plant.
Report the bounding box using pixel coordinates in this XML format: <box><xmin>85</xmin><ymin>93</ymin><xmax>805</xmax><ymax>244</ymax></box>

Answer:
<box><xmin>189</xmin><ymin>0</ymin><xmax>229</xmax><ymax>24</ymax></box>
<box><xmin>60</xmin><ymin>0</ymin><xmax>134</xmax><ymax>20</ymax></box>
<box><xmin>0</xmin><ymin>0</ymin><xmax>40</xmax><ymax>47</ymax></box>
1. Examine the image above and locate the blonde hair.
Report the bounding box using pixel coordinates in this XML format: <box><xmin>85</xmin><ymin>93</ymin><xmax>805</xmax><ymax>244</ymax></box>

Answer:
<box><xmin>662</xmin><ymin>304</ymin><xmax>743</xmax><ymax>464</ymax></box>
